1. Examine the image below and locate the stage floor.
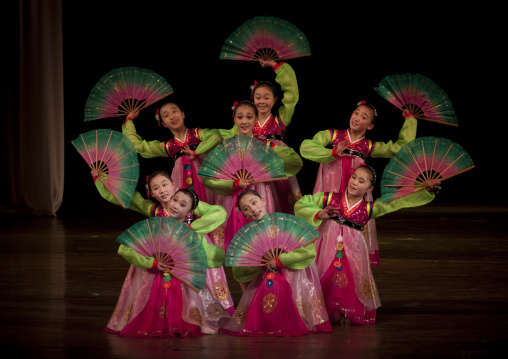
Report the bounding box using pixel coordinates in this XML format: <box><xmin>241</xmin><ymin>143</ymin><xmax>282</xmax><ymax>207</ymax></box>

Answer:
<box><xmin>1</xmin><ymin>202</ymin><xmax>507</xmax><ymax>358</ymax></box>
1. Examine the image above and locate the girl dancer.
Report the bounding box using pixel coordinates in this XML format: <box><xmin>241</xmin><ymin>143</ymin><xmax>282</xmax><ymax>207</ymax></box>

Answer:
<box><xmin>221</xmin><ymin>60</ymin><xmax>302</xmax><ymax>214</ymax></box>
<box><xmin>123</xmin><ymin>102</ymin><xmax>222</xmax><ymax>205</ymax></box>
<box><xmin>202</xmin><ymin>100</ymin><xmax>303</xmax><ymax>252</ymax></box>
<box><xmin>95</xmin><ymin>171</ymin><xmax>235</xmax><ymax>317</ymax></box>
<box><xmin>219</xmin><ymin>189</ymin><xmax>332</xmax><ymax>337</ymax></box>
<box><xmin>300</xmin><ymin>101</ymin><xmax>417</xmax><ymax>266</ymax></box>
<box><xmin>294</xmin><ymin>164</ymin><xmax>440</xmax><ymax>324</ymax></box>
<box><xmin>104</xmin><ymin>187</ymin><xmax>231</xmax><ymax>337</ymax></box>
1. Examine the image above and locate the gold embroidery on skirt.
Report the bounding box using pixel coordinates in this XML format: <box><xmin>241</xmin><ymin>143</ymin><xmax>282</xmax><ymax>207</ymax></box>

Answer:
<box><xmin>124</xmin><ymin>304</ymin><xmax>133</xmax><ymax>322</ymax></box>
<box><xmin>206</xmin><ymin>303</ymin><xmax>226</xmax><ymax>318</ymax></box>
<box><xmin>159</xmin><ymin>303</ymin><xmax>168</xmax><ymax>320</ymax></box>
<box><xmin>332</xmin><ymin>271</ymin><xmax>348</xmax><ymax>288</ymax></box>
<box><xmin>233</xmin><ymin>305</ymin><xmax>247</xmax><ymax>324</ymax></box>
<box><xmin>262</xmin><ymin>293</ymin><xmax>278</xmax><ymax>313</ymax></box>
<box><xmin>211</xmin><ymin>279</ymin><xmax>229</xmax><ymax>301</ymax></box>
<box><xmin>189</xmin><ymin>307</ymin><xmax>203</xmax><ymax>324</ymax></box>
<box><xmin>361</xmin><ymin>280</ymin><xmax>375</xmax><ymax>299</ymax></box>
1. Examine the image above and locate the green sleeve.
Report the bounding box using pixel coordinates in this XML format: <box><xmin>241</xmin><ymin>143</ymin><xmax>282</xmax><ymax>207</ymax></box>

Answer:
<box><xmin>118</xmin><ymin>244</ymin><xmax>155</xmax><ymax>269</ymax></box>
<box><xmin>279</xmin><ymin>242</ymin><xmax>316</xmax><ymax>269</ymax></box>
<box><xmin>294</xmin><ymin>192</ymin><xmax>325</xmax><ymax>227</ymax></box>
<box><xmin>232</xmin><ymin>266</ymin><xmax>262</xmax><ymax>283</ymax></box>
<box><xmin>192</xmin><ymin>201</ymin><xmax>227</xmax><ymax>234</ymax></box>
<box><xmin>271</xmin><ymin>143</ymin><xmax>303</xmax><ymax>177</ymax></box>
<box><xmin>371</xmin><ymin>116</ymin><xmax>417</xmax><ymax>158</ymax></box>
<box><xmin>202</xmin><ymin>177</ymin><xmax>235</xmax><ymax>196</ymax></box>
<box><xmin>195</xmin><ymin>128</ymin><xmax>222</xmax><ymax>155</ymax></box>
<box><xmin>371</xmin><ymin>189</ymin><xmax>435</xmax><ymax>219</ymax></box>
<box><xmin>275</xmin><ymin>62</ymin><xmax>299</xmax><ymax>128</ymax></box>
<box><xmin>219</xmin><ymin>125</ymin><xmax>238</xmax><ymax>139</ymax></box>
<box><xmin>122</xmin><ymin>120</ymin><xmax>167</xmax><ymax>158</ymax></box>
<box><xmin>198</xmin><ymin>233</ymin><xmax>225</xmax><ymax>268</ymax></box>
<box><xmin>95</xmin><ymin>178</ymin><xmax>155</xmax><ymax>217</ymax></box>
<box><xmin>299</xmin><ymin>129</ymin><xmax>336</xmax><ymax>163</ymax></box>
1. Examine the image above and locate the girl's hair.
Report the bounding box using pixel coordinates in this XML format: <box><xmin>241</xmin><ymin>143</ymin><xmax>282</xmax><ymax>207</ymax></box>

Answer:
<box><xmin>232</xmin><ymin>100</ymin><xmax>258</xmax><ymax>118</ymax></box>
<box><xmin>175</xmin><ymin>187</ymin><xmax>199</xmax><ymax>211</ymax></box>
<box><xmin>146</xmin><ymin>171</ymin><xmax>174</xmax><ymax>197</ymax></box>
<box><xmin>356</xmin><ymin>100</ymin><xmax>378</xmax><ymax>125</ymax></box>
<box><xmin>356</xmin><ymin>164</ymin><xmax>377</xmax><ymax>187</ymax></box>
<box><xmin>251</xmin><ymin>80</ymin><xmax>278</xmax><ymax>99</ymax></box>
<box><xmin>236</xmin><ymin>189</ymin><xmax>262</xmax><ymax>210</ymax></box>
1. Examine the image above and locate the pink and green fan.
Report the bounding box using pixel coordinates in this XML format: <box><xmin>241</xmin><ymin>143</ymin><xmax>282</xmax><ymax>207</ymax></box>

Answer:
<box><xmin>72</xmin><ymin>129</ymin><xmax>139</xmax><ymax>209</ymax></box>
<box><xmin>197</xmin><ymin>135</ymin><xmax>287</xmax><ymax>183</ymax></box>
<box><xmin>220</xmin><ymin>16</ymin><xmax>311</xmax><ymax>61</ymax></box>
<box><xmin>226</xmin><ymin>212</ymin><xmax>319</xmax><ymax>267</ymax></box>
<box><xmin>116</xmin><ymin>216</ymin><xmax>207</xmax><ymax>293</ymax></box>
<box><xmin>84</xmin><ymin>67</ymin><xmax>173</xmax><ymax>121</ymax></box>
<box><xmin>380</xmin><ymin>136</ymin><xmax>474</xmax><ymax>202</ymax></box>
<box><xmin>374</xmin><ymin>73</ymin><xmax>458</xmax><ymax>126</ymax></box>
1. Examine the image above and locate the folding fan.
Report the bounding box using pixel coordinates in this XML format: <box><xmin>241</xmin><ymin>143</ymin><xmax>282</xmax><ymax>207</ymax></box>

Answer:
<box><xmin>197</xmin><ymin>135</ymin><xmax>287</xmax><ymax>183</ymax></box>
<box><xmin>72</xmin><ymin>129</ymin><xmax>139</xmax><ymax>209</ymax></box>
<box><xmin>380</xmin><ymin>136</ymin><xmax>474</xmax><ymax>202</ymax></box>
<box><xmin>220</xmin><ymin>16</ymin><xmax>311</xmax><ymax>61</ymax></box>
<box><xmin>84</xmin><ymin>67</ymin><xmax>173</xmax><ymax>121</ymax></box>
<box><xmin>374</xmin><ymin>73</ymin><xmax>458</xmax><ymax>126</ymax></box>
<box><xmin>117</xmin><ymin>216</ymin><xmax>207</xmax><ymax>293</ymax></box>
<box><xmin>226</xmin><ymin>212</ymin><xmax>319</xmax><ymax>267</ymax></box>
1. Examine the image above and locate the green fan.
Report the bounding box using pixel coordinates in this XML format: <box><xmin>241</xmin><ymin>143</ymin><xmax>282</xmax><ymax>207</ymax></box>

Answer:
<box><xmin>117</xmin><ymin>216</ymin><xmax>207</xmax><ymax>293</ymax></box>
<box><xmin>220</xmin><ymin>16</ymin><xmax>311</xmax><ymax>61</ymax></box>
<box><xmin>374</xmin><ymin>73</ymin><xmax>458</xmax><ymax>126</ymax></box>
<box><xmin>72</xmin><ymin>129</ymin><xmax>139</xmax><ymax>209</ymax></box>
<box><xmin>226</xmin><ymin>212</ymin><xmax>319</xmax><ymax>267</ymax></box>
<box><xmin>84</xmin><ymin>67</ymin><xmax>173</xmax><ymax>121</ymax></box>
<box><xmin>381</xmin><ymin>136</ymin><xmax>474</xmax><ymax>202</ymax></box>
<box><xmin>197</xmin><ymin>135</ymin><xmax>287</xmax><ymax>183</ymax></box>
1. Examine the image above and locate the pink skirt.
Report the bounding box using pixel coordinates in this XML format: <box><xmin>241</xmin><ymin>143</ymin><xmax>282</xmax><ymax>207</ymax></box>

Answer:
<box><xmin>220</xmin><ymin>265</ymin><xmax>332</xmax><ymax>337</ymax></box>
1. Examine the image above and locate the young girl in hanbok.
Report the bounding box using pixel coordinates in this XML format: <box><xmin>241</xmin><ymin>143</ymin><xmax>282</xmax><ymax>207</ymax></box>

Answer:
<box><xmin>219</xmin><ymin>189</ymin><xmax>332</xmax><ymax>337</ymax></box>
<box><xmin>202</xmin><ymin>101</ymin><xmax>303</xmax><ymax>252</ymax></box>
<box><xmin>294</xmin><ymin>164</ymin><xmax>440</xmax><ymax>325</ymax></box>
<box><xmin>97</xmin><ymin>172</ymin><xmax>235</xmax><ymax>328</ymax></box>
<box><xmin>123</xmin><ymin>102</ymin><xmax>222</xmax><ymax>205</ymax></box>
<box><xmin>299</xmin><ymin>101</ymin><xmax>417</xmax><ymax>267</ymax></box>
<box><xmin>221</xmin><ymin>60</ymin><xmax>302</xmax><ymax>214</ymax></box>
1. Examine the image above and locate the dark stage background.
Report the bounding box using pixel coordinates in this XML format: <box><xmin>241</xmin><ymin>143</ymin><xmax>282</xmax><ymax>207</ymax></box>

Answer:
<box><xmin>59</xmin><ymin>4</ymin><xmax>502</xmax><ymax>215</ymax></box>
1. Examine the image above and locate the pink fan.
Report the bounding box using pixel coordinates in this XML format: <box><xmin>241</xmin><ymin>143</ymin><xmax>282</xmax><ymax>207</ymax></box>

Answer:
<box><xmin>72</xmin><ymin>129</ymin><xmax>139</xmax><ymax>209</ymax></box>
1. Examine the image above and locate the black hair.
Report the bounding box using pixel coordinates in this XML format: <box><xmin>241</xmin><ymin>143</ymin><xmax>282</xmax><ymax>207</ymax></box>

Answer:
<box><xmin>233</xmin><ymin>100</ymin><xmax>258</xmax><ymax>118</ymax></box>
<box><xmin>356</xmin><ymin>164</ymin><xmax>377</xmax><ymax>187</ymax></box>
<box><xmin>175</xmin><ymin>187</ymin><xmax>199</xmax><ymax>211</ymax></box>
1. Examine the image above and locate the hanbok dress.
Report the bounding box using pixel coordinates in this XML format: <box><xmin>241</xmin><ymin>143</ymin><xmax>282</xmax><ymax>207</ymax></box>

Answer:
<box><xmin>220</xmin><ymin>236</ymin><xmax>332</xmax><ymax>337</ymax></box>
<box><xmin>95</xmin><ymin>181</ymin><xmax>235</xmax><ymax>318</ymax></box>
<box><xmin>294</xmin><ymin>189</ymin><xmax>435</xmax><ymax>324</ymax></box>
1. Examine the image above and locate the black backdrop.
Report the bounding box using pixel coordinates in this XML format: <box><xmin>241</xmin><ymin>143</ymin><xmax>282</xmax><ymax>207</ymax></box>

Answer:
<box><xmin>60</xmin><ymin>4</ymin><xmax>503</xmax><ymax>215</ymax></box>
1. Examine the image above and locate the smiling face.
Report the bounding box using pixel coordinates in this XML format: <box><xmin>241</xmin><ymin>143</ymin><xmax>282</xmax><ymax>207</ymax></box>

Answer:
<box><xmin>149</xmin><ymin>174</ymin><xmax>176</xmax><ymax>205</ymax></box>
<box><xmin>238</xmin><ymin>192</ymin><xmax>267</xmax><ymax>221</ymax></box>
<box><xmin>159</xmin><ymin>103</ymin><xmax>185</xmax><ymax>132</ymax></box>
<box><xmin>348</xmin><ymin>167</ymin><xmax>374</xmax><ymax>197</ymax></box>
<box><xmin>166</xmin><ymin>191</ymin><xmax>194</xmax><ymax>221</ymax></box>
<box><xmin>253</xmin><ymin>85</ymin><xmax>277</xmax><ymax>118</ymax></box>
<box><xmin>349</xmin><ymin>105</ymin><xmax>375</xmax><ymax>133</ymax></box>
<box><xmin>234</xmin><ymin>103</ymin><xmax>257</xmax><ymax>136</ymax></box>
